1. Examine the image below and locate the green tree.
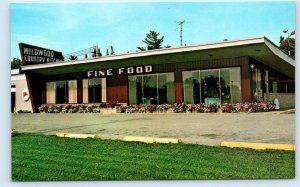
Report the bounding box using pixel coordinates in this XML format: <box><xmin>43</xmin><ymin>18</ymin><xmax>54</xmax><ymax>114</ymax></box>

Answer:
<box><xmin>137</xmin><ymin>30</ymin><xmax>165</xmax><ymax>51</ymax></box>
<box><xmin>106</xmin><ymin>49</ymin><xmax>109</xmax><ymax>56</ymax></box>
<box><xmin>279</xmin><ymin>30</ymin><xmax>295</xmax><ymax>58</ymax></box>
<box><xmin>68</xmin><ymin>55</ymin><xmax>78</xmax><ymax>61</ymax></box>
<box><xmin>110</xmin><ymin>46</ymin><xmax>115</xmax><ymax>55</ymax></box>
<box><xmin>11</xmin><ymin>58</ymin><xmax>22</xmax><ymax>69</ymax></box>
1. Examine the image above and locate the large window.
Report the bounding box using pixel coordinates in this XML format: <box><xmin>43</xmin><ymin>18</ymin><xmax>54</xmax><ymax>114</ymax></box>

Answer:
<box><xmin>82</xmin><ymin>78</ymin><xmax>106</xmax><ymax>103</ymax></box>
<box><xmin>183</xmin><ymin>67</ymin><xmax>242</xmax><ymax>104</ymax></box>
<box><xmin>46</xmin><ymin>80</ymin><xmax>77</xmax><ymax>104</ymax></box>
<box><xmin>128</xmin><ymin>73</ymin><xmax>175</xmax><ymax>105</ymax></box>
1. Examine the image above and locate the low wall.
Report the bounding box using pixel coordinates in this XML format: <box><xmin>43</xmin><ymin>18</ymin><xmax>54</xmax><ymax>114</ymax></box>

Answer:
<box><xmin>269</xmin><ymin>93</ymin><xmax>295</xmax><ymax>109</ymax></box>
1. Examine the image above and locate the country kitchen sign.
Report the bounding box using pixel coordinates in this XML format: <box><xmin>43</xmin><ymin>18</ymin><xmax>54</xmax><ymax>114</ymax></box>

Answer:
<box><xmin>19</xmin><ymin>43</ymin><xmax>64</xmax><ymax>65</ymax></box>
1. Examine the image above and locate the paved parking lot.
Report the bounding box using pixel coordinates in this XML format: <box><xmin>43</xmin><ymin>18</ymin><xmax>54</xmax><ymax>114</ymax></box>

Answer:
<box><xmin>12</xmin><ymin>112</ymin><xmax>295</xmax><ymax>146</ymax></box>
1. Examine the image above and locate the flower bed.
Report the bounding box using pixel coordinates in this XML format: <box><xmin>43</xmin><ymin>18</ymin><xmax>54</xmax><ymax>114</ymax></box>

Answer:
<box><xmin>38</xmin><ymin>103</ymin><xmax>122</xmax><ymax>114</ymax></box>
<box><xmin>38</xmin><ymin>102</ymin><xmax>276</xmax><ymax>114</ymax></box>
<box><xmin>220</xmin><ymin>102</ymin><xmax>276</xmax><ymax>113</ymax></box>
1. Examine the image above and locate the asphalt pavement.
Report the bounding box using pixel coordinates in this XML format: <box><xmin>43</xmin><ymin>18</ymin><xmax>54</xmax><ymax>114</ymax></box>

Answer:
<box><xmin>11</xmin><ymin>111</ymin><xmax>295</xmax><ymax>146</ymax></box>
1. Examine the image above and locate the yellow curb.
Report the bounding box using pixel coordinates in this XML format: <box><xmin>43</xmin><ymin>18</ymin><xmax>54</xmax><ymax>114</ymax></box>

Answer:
<box><xmin>56</xmin><ymin>133</ymin><xmax>96</xmax><ymax>139</ymax></box>
<box><xmin>276</xmin><ymin>109</ymin><xmax>295</xmax><ymax>115</ymax></box>
<box><xmin>123</xmin><ymin>136</ymin><xmax>181</xmax><ymax>144</ymax></box>
<box><xmin>221</xmin><ymin>141</ymin><xmax>295</xmax><ymax>151</ymax></box>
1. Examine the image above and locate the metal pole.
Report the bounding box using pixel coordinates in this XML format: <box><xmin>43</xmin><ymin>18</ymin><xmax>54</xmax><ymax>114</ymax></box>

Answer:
<box><xmin>179</xmin><ymin>20</ymin><xmax>185</xmax><ymax>46</ymax></box>
<box><xmin>96</xmin><ymin>45</ymin><xmax>99</xmax><ymax>57</ymax></box>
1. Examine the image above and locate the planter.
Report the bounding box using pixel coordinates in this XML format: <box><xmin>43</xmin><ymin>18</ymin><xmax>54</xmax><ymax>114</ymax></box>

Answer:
<box><xmin>100</xmin><ymin>107</ymin><xmax>120</xmax><ymax>114</ymax></box>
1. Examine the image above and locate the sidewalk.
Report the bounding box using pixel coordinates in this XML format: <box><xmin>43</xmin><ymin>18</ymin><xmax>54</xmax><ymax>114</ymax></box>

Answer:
<box><xmin>12</xmin><ymin>112</ymin><xmax>295</xmax><ymax>146</ymax></box>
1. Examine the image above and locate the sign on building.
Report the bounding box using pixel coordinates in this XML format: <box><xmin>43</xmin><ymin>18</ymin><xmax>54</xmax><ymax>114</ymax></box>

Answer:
<box><xmin>19</xmin><ymin>43</ymin><xmax>64</xmax><ymax>65</ymax></box>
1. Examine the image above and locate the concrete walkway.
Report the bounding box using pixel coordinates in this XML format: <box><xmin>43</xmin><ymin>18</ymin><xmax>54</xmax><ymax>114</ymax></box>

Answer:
<box><xmin>11</xmin><ymin>111</ymin><xmax>295</xmax><ymax>146</ymax></box>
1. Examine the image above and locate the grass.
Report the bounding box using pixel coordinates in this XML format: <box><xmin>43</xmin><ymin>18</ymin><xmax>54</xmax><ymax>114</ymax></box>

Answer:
<box><xmin>12</xmin><ymin>134</ymin><xmax>295</xmax><ymax>181</ymax></box>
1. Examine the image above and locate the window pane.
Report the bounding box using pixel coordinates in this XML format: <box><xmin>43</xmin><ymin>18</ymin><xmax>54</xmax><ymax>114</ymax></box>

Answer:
<box><xmin>220</xmin><ymin>69</ymin><xmax>231</xmax><ymax>103</ymax></box>
<box><xmin>88</xmin><ymin>78</ymin><xmax>101</xmax><ymax>103</ymax></box>
<box><xmin>56</xmin><ymin>81</ymin><xmax>68</xmax><ymax>104</ymax></box>
<box><xmin>143</xmin><ymin>75</ymin><xmax>158</xmax><ymax>104</ymax></box>
<box><xmin>68</xmin><ymin>80</ymin><xmax>77</xmax><ymax>103</ymax></box>
<box><xmin>192</xmin><ymin>71</ymin><xmax>200</xmax><ymax>104</ymax></box>
<box><xmin>129</xmin><ymin>73</ymin><xmax>175</xmax><ymax>105</ymax></box>
<box><xmin>183</xmin><ymin>71</ymin><xmax>194</xmax><ymax>104</ymax></box>
<box><xmin>46</xmin><ymin>82</ymin><xmax>56</xmax><ymax>104</ymax></box>
<box><xmin>128</xmin><ymin>76</ymin><xmax>137</xmax><ymax>105</ymax></box>
<box><xmin>158</xmin><ymin>74</ymin><xmax>167</xmax><ymax>104</ymax></box>
<box><xmin>88</xmin><ymin>79</ymin><xmax>94</xmax><ymax>103</ymax></box>
<box><xmin>136</xmin><ymin>76</ymin><xmax>143</xmax><ymax>104</ymax></box>
<box><xmin>200</xmin><ymin>70</ymin><xmax>220</xmax><ymax>104</ymax></box>
<box><xmin>166</xmin><ymin>73</ymin><xmax>175</xmax><ymax>104</ymax></box>
<box><xmin>230</xmin><ymin>68</ymin><xmax>242</xmax><ymax>103</ymax></box>
<box><xmin>82</xmin><ymin>79</ymin><xmax>89</xmax><ymax>103</ymax></box>
<box><xmin>252</xmin><ymin>68</ymin><xmax>262</xmax><ymax>101</ymax></box>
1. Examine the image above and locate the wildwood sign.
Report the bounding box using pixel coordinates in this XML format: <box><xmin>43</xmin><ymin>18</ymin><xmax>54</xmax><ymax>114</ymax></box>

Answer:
<box><xmin>19</xmin><ymin>43</ymin><xmax>63</xmax><ymax>65</ymax></box>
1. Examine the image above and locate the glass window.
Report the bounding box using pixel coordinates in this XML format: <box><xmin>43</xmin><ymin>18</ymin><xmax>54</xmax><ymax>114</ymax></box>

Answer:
<box><xmin>82</xmin><ymin>78</ymin><xmax>105</xmax><ymax>103</ymax></box>
<box><xmin>183</xmin><ymin>71</ymin><xmax>194</xmax><ymax>104</ymax></box>
<box><xmin>88</xmin><ymin>78</ymin><xmax>102</xmax><ymax>103</ymax></box>
<box><xmin>166</xmin><ymin>73</ymin><xmax>175</xmax><ymax>104</ymax></box>
<box><xmin>47</xmin><ymin>80</ymin><xmax>77</xmax><ymax>104</ymax></box>
<box><xmin>229</xmin><ymin>68</ymin><xmax>242</xmax><ymax>103</ymax></box>
<box><xmin>143</xmin><ymin>75</ymin><xmax>158</xmax><ymax>104</ymax></box>
<box><xmin>252</xmin><ymin>68</ymin><xmax>262</xmax><ymax>101</ymax></box>
<box><xmin>183</xmin><ymin>67</ymin><xmax>242</xmax><ymax>104</ymax></box>
<box><xmin>56</xmin><ymin>81</ymin><xmax>68</xmax><ymax>104</ymax></box>
<box><xmin>46</xmin><ymin>82</ymin><xmax>56</xmax><ymax>104</ymax></box>
<box><xmin>129</xmin><ymin>73</ymin><xmax>175</xmax><ymax>105</ymax></box>
<box><xmin>68</xmin><ymin>80</ymin><xmax>77</xmax><ymax>103</ymax></box>
<box><xmin>201</xmin><ymin>69</ymin><xmax>220</xmax><ymax>104</ymax></box>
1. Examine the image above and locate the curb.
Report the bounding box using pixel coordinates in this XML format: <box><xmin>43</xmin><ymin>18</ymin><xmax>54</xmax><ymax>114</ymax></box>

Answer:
<box><xmin>123</xmin><ymin>136</ymin><xmax>181</xmax><ymax>144</ymax></box>
<box><xmin>55</xmin><ymin>133</ymin><xmax>181</xmax><ymax>144</ymax></box>
<box><xmin>276</xmin><ymin>109</ymin><xmax>295</xmax><ymax>115</ymax></box>
<box><xmin>56</xmin><ymin>133</ymin><xmax>98</xmax><ymax>139</ymax></box>
<box><xmin>221</xmin><ymin>141</ymin><xmax>295</xmax><ymax>151</ymax></box>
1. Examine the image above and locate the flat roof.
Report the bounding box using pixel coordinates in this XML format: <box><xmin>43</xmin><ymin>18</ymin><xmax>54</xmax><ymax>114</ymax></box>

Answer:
<box><xmin>20</xmin><ymin>36</ymin><xmax>295</xmax><ymax>78</ymax></box>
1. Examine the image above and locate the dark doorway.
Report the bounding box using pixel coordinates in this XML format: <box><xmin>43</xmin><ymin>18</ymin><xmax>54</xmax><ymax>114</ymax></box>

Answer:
<box><xmin>11</xmin><ymin>92</ymin><xmax>16</xmax><ymax>113</ymax></box>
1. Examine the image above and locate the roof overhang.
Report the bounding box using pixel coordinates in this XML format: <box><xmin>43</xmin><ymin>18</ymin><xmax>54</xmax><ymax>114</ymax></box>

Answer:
<box><xmin>20</xmin><ymin>36</ymin><xmax>295</xmax><ymax>78</ymax></box>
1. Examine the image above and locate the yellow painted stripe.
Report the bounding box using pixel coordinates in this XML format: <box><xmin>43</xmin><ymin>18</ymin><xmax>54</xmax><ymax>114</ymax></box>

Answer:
<box><xmin>56</xmin><ymin>133</ymin><xmax>96</xmax><ymax>139</ymax></box>
<box><xmin>276</xmin><ymin>109</ymin><xmax>295</xmax><ymax>115</ymax></box>
<box><xmin>123</xmin><ymin>136</ymin><xmax>181</xmax><ymax>144</ymax></box>
<box><xmin>221</xmin><ymin>141</ymin><xmax>295</xmax><ymax>151</ymax></box>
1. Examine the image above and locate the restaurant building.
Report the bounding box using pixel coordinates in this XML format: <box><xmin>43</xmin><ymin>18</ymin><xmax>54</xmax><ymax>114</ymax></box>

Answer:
<box><xmin>11</xmin><ymin>36</ymin><xmax>295</xmax><ymax>113</ymax></box>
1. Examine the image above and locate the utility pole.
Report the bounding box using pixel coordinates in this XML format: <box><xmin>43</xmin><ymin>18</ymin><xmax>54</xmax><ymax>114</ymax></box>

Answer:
<box><xmin>178</xmin><ymin>20</ymin><xmax>185</xmax><ymax>46</ymax></box>
<box><xmin>96</xmin><ymin>45</ymin><xmax>99</xmax><ymax>57</ymax></box>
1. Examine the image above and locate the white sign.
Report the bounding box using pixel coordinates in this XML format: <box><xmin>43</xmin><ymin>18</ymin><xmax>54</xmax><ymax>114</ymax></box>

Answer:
<box><xmin>87</xmin><ymin>65</ymin><xmax>153</xmax><ymax>78</ymax></box>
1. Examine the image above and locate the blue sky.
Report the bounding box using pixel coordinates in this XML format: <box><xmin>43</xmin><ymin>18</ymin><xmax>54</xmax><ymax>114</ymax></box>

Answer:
<box><xmin>11</xmin><ymin>1</ymin><xmax>295</xmax><ymax>60</ymax></box>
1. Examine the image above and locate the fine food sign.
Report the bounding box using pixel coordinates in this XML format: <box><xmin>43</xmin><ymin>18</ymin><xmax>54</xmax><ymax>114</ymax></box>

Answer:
<box><xmin>87</xmin><ymin>66</ymin><xmax>153</xmax><ymax>78</ymax></box>
<box><xmin>19</xmin><ymin>43</ymin><xmax>64</xmax><ymax>65</ymax></box>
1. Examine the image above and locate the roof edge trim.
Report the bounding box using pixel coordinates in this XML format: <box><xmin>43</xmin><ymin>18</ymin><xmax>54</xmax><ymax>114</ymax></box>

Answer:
<box><xmin>263</xmin><ymin>37</ymin><xmax>295</xmax><ymax>67</ymax></box>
